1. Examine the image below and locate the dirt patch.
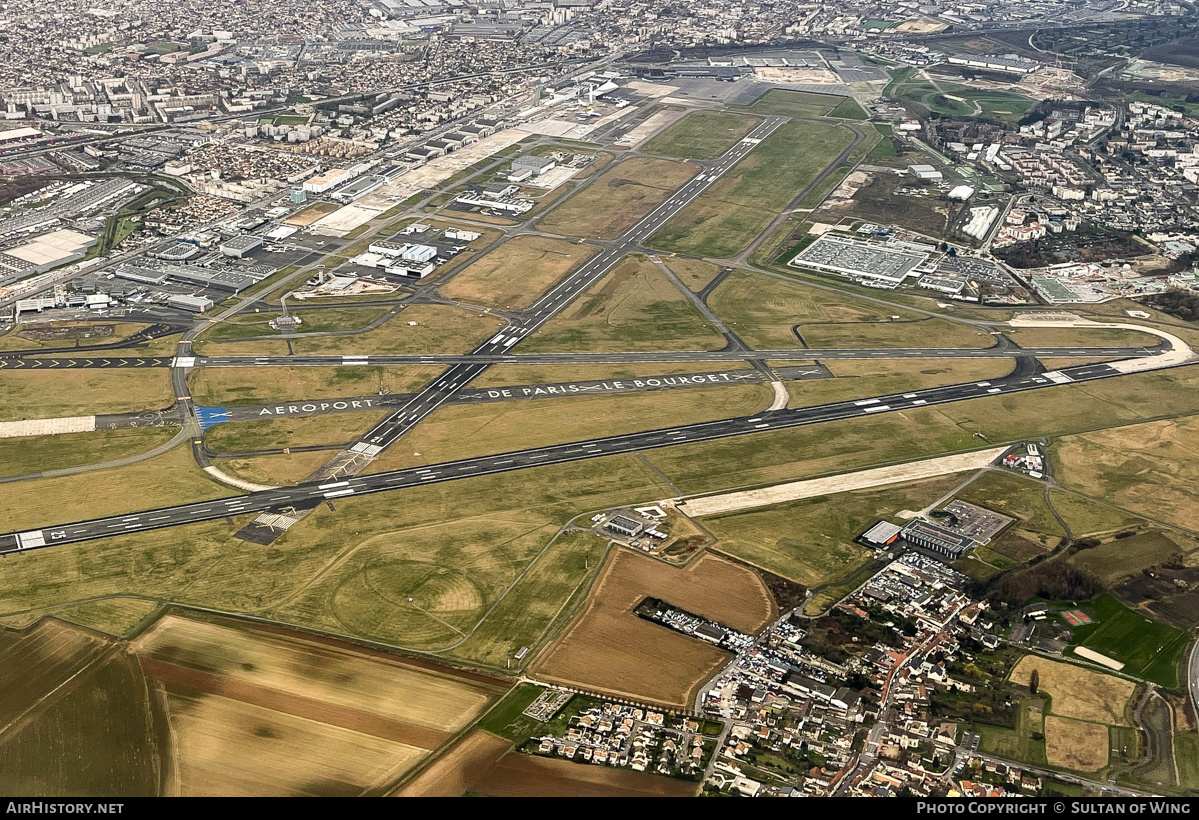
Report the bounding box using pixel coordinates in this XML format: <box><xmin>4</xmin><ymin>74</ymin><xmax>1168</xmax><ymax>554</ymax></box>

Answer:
<box><xmin>18</xmin><ymin>323</ymin><xmax>115</xmax><ymax>342</ymax></box>
<box><xmin>531</xmin><ymin>550</ymin><xmax>775</xmax><ymax>708</ymax></box>
<box><xmin>393</xmin><ymin>729</ymin><xmax>512</xmax><ymax>796</ymax></box>
<box><xmin>1044</xmin><ymin>715</ymin><xmax>1109</xmax><ymax>771</ymax></box>
<box><xmin>473</xmin><ymin>752</ymin><xmax>698</xmax><ymax>797</ymax></box>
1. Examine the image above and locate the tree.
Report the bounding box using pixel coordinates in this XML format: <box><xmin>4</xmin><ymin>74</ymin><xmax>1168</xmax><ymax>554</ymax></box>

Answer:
<box><xmin>1029</xmin><ymin>668</ymin><xmax>1040</xmax><ymax>695</ymax></box>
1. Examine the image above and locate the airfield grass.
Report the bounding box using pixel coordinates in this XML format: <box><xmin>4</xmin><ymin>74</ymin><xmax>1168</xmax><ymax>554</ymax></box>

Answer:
<box><xmin>645</xmin><ymin>365</ymin><xmax>1199</xmax><ymax>496</ymax></box>
<box><xmin>827</xmin><ymin>96</ymin><xmax>868</xmax><ymax>120</ymax></box>
<box><xmin>707</xmin><ymin>269</ymin><xmax>988</xmax><ymax>349</ymax></box>
<box><xmin>0</xmin><ymin>428</ymin><xmax>177</xmax><ymax>478</ymax></box>
<box><xmin>1047</xmin><ymin>490</ymin><xmax>1144</xmax><ymax>540</ymax></box>
<box><xmin>214</xmin><ymin>451</ymin><xmax>337</xmax><ymax>486</ymax></box>
<box><xmin>665</xmin><ymin>257</ymin><xmax>724</xmax><ymax>292</ymax></box>
<box><xmin>199</xmin><ymin>306</ymin><xmax>391</xmax><ymax>341</ymax></box>
<box><xmin>189</xmin><ymin>365</ymin><xmax>439</xmax><ymax>406</ymax></box>
<box><xmin>0</xmin><ymin>442</ymin><xmax>234</xmax><ymax>533</ymax></box>
<box><xmin>785</xmin><ymin>359</ymin><xmax>1016</xmax><ymax>408</ymax></box>
<box><xmin>734</xmin><ymin>88</ymin><xmax>846</xmax><ymax>118</ymax></box>
<box><xmin>955</xmin><ymin>470</ymin><xmax>1065</xmax><ymax>540</ymax></box>
<box><xmin>648</xmin><ymin>120</ymin><xmax>856</xmax><ymax>259</ymax></box>
<box><xmin>0</xmin><ymin>369</ymin><xmax>174</xmax><ymax>420</ymax></box>
<box><xmin>205</xmin><ymin>410</ymin><xmax>388</xmax><ymax>453</ymax></box>
<box><xmin>640</xmin><ymin>111</ymin><xmax>760</xmax><ymax>160</ymax></box>
<box><xmin>186</xmin><ymin>339</ymin><xmax>291</xmax><ymax>357</ymax></box>
<box><xmin>1003</xmin><ymin>326</ymin><xmax>1161</xmax><ymax>348</ymax></box>
<box><xmin>536</xmin><ymin>158</ymin><xmax>700</xmax><ymax>239</ymax></box>
<box><xmin>519</xmin><ymin>254</ymin><xmax>727</xmax><ymax>353</ymax></box>
<box><xmin>289</xmin><ymin>304</ymin><xmax>505</xmax><ymax>356</ymax></box>
<box><xmin>699</xmin><ymin>474</ymin><xmax>964</xmax><ymax>589</ymax></box>
<box><xmin>36</xmin><ymin>597</ymin><xmax>162</xmax><ymax>637</ymax></box>
<box><xmin>1053</xmin><ymin>414</ymin><xmax>1199</xmax><ymax>530</ymax></box>
<box><xmin>469</xmin><ymin>361</ymin><xmax>751</xmax><ymax>389</ymax></box>
<box><xmin>0</xmin><ymin>452</ymin><xmax>677</xmax><ymax>668</ymax></box>
<box><xmin>363</xmin><ymin>383</ymin><xmax>772</xmax><ymax>474</ymax></box>
<box><xmin>1070</xmin><ymin>531</ymin><xmax>1184</xmax><ymax>587</ymax></box>
<box><xmin>440</xmin><ymin>235</ymin><xmax>600</xmax><ymax>310</ymax></box>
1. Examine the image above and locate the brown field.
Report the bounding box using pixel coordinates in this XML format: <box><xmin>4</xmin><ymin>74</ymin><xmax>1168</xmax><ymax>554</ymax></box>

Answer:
<box><xmin>440</xmin><ymin>235</ymin><xmax>600</xmax><ymax>310</ymax></box>
<box><xmin>393</xmin><ymin>729</ymin><xmax>512</xmax><ymax>797</ymax></box>
<box><xmin>666</xmin><ymin>258</ymin><xmax>724</xmax><ymax>292</ymax></box>
<box><xmin>472</xmin><ymin>752</ymin><xmax>699</xmax><ymax>797</ymax></box>
<box><xmin>161</xmin><ymin>687</ymin><xmax>427</xmax><ymax>796</ymax></box>
<box><xmin>1053</xmin><ymin>416</ymin><xmax>1199</xmax><ymax>530</ymax></box>
<box><xmin>1044</xmin><ymin>715</ymin><xmax>1109</xmax><ymax>772</ymax></box>
<box><xmin>0</xmin><ymin>369</ymin><xmax>173</xmax><ymax>420</ymax></box>
<box><xmin>1011</xmin><ymin>656</ymin><xmax>1134</xmax><ymax>725</ymax></box>
<box><xmin>537</xmin><ymin>157</ymin><xmax>700</xmax><ymax>240</ymax></box>
<box><xmin>0</xmin><ymin>619</ymin><xmax>110</xmax><ymax>732</ymax></box>
<box><xmin>284</xmin><ymin>202</ymin><xmax>339</xmax><ymax>226</ymax></box>
<box><xmin>213</xmin><ymin>451</ymin><xmax>338</xmax><ymax>487</ymax></box>
<box><xmin>132</xmin><ymin>616</ymin><xmax>497</xmax><ymax>733</ymax></box>
<box><xmin>530</xmin><ymin>549</ymin><xmax>775</xmax><ymax>707</ymax></box>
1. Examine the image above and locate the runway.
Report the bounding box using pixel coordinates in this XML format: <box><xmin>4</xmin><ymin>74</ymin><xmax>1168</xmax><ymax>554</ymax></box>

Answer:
<box><xmin>0</xmin><ymin>358</ymin><xmax>1158</xmax><ymax>554</ymax></box>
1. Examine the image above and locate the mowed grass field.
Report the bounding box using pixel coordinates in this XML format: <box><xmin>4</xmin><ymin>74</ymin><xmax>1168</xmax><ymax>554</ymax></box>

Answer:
<box><xmin>200</xmin><ymin>306</ymin><xmax>392</xmax><ymax>341</ymax></box>
<box><xmin>0</xmin><ymin>443</ymin><xmax>234</xmax><ymax>533</ymax></box>
<box><xmin>735</xmin><ymin>88</ymin><xmax>847</xmax><ymax>118</ymax></box>
<box><xmin>699</xmin><ymin>475</ymin><xmax>962</xmax><ymax>596</ymax></box>
<box><xmin>537</xmin><ymin>158</ymin><xmax>700</xmax><ymax>239</ymax></box>
<box><xmin>0</xmin><ymin>428</ymin><xmax>177</xmax><ymax>478</ymax></box>
<box><xmin>1004</xmin><ymin>326</ymin><xmax>1161</xmax><ymax>349</ymax></box>
<box><xmin>649</xmin><ymin>120</ymin><xmax>856</xmax><ymax>258</ymax></box>
<box><xmin>362</xmin><ymin>382</ymin><xmax>771</xmax><ymax>473</ymax></box>
<box><xmin>666</xmin><ymin>257</ymin><xmax>724</xmax><ymax>292</ymax></box>
<box><xmin>289</xmin><ymin>304</ymin><xmax>505</xmax><ymax>355</ymax></box>
<box><xmin>786</xmin><ymin>359</ymin><xmax>1016</xmax><ymax>408</ymax></box>
<box><xmin>204</xmin><ymin>410</ymin><xmax>388</xmax><ymax>453</ymax></box>
<box><xmin>520</xmin><ymin>254</ymin><xmax>726</xmax><ymax>353</ymax></box>
<box><xmin>469</xmin><ymin>361</ymin><xmax>752</xmax><ymax>389</ymax></box>
<box><xmin>530</xmin><ymin>549</ymin><xmax>775</xmax><ymax>707</ymax></box>
<box><xmin>439</xmin><ymin>235</ymin><xmax>600</xmax><ymax>310</ymax></box>
<box><xmin>0</xmin><ymin>369</ymin><xmax>174</xmax><ymax>420</ymax></box>
<box><xmin>214</xmin><ymin>451</ymin><xmax>340</xmax><ymax>487</ymax></box>
<box><xmin>189</xmin><ymin>365</ymin><xmax>439</xmax><ymax>406</ymax></box>
<box><xmin>640</xmin><ymin>110</ymin><xmax>760</xmax><ymax>160</ymax></box>
<box><xmin>0</xmin><ymin>454</ymin><xmax>679</xmax><ymax>669</ymax></box>
<box><xmin>1068</xmin><ymin>595</ymin><xmax>1188</xmax><ymax>688</ymax></box>
<box><xmin>707</xmin><ymin>269</ymin><xmax>988</xmax><ymax>350</ymax></box>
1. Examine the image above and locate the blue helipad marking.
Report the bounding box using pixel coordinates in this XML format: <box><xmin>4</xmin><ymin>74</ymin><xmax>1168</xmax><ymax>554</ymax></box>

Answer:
<box><xmin>196</xmin><ymin>407</ymin><xmax>231</xmax><ymax>431</ymax></box>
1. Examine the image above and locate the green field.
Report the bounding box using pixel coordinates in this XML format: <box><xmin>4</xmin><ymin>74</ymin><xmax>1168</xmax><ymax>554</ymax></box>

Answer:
<box><xmin>827</xmin><ymin>97</ymin><xmax>868</xmax><ymax>120</ymax></box>
<box><xmin>1069</xmin><ymin>595</ymin><xmax>1188</xmax><ymax>688</ymax></box>
<box><xmin>735</xmin><ymin>89</ymin><xmax>847</xmax><ymax>118</ymax></box>
<box><xmin>648</xmin><ymin>120</ymin><xmax>856</xmax><ymax>259</ymax></box>
<box><xmin>204</xmin><ymin>411</ymin><xmax>387</xmax><ymax>453</ymax></box>
<box><xmin>640</xmin><ymin>111</ymin><xmax>760</xmax><ymax>160</ymax></box>
<box><xmin>189</xmin><ymin>365</ymin><xmax>439</xmax><ymax>406</ymax></box>
<box><xmin>0</xmin><ymin>428</ymin><xmax>177</xmax><ymax>478</ymax></box>
<box><xmin>474</xmin><ymin>683</ymin><xmax>546</xmax><ymax>742</ymax></box>
<box><xmin>520</xmin><ymin>254</ymin><xmax>726</xmax><ymax>353</ymax></box>
<box><xmin>536</xmin><ymin>158</ymin><xmax>699</xmax><ymax>239</ymax></box>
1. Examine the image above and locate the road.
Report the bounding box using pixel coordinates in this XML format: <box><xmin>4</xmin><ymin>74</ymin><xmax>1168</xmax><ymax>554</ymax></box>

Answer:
<box><xmin>0</xmin><ymin>344</ymin><xmax>1159</xmax><ymax>370</ymax></box>
<box><xmin>0</xmin><ymin>358</ymin><xmax>1163</xmax><ymax>553</ymax></box>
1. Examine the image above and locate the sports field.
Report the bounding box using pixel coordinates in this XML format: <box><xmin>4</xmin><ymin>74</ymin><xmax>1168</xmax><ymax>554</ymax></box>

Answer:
<box><xmin>640</xmin><ymin>111</ymin><xmax>760</xmax><ymax>160</ymax></box>
<box><xmin>440</xmin><ymin>235</ymin><xmax>600</xmax><ymax>310</ymax></box>
<box><xmin>1068</xmin><ymin>595</ymin><xmax>1188</xmax><ymax>688</ymax></box>
<box><xmin>649</xmin><ymin>120</ymin><xmax>856</xmax><ymax>258</ymax></box>
<box><xmin>537</xmin><ymin>158</ymin><xmax>700</xmax><ymax>239</ymax></box>
<box><xmin>520</xmin><ymin>254</ymin><xmax>727</xmax><ymax>352</ymax></box>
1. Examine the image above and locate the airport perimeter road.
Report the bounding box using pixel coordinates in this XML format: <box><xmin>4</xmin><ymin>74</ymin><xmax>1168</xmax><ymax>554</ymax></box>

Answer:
<box><xmin>326</xmin><ymin>116</ymin><xmax>789</xmax><ymax>459</ymax></box>
<box><xmin>0</xmin><ymin>358</ymin><xmax>1168</xmax><ymax>554</ymax></box>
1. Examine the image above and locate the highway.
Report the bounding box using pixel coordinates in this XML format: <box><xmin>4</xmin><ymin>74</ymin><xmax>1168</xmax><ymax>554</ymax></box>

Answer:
<box><xmin>0</xmin><ymin>357</ymin><xmax>1160</xmax><ymax>554</ymax></box>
